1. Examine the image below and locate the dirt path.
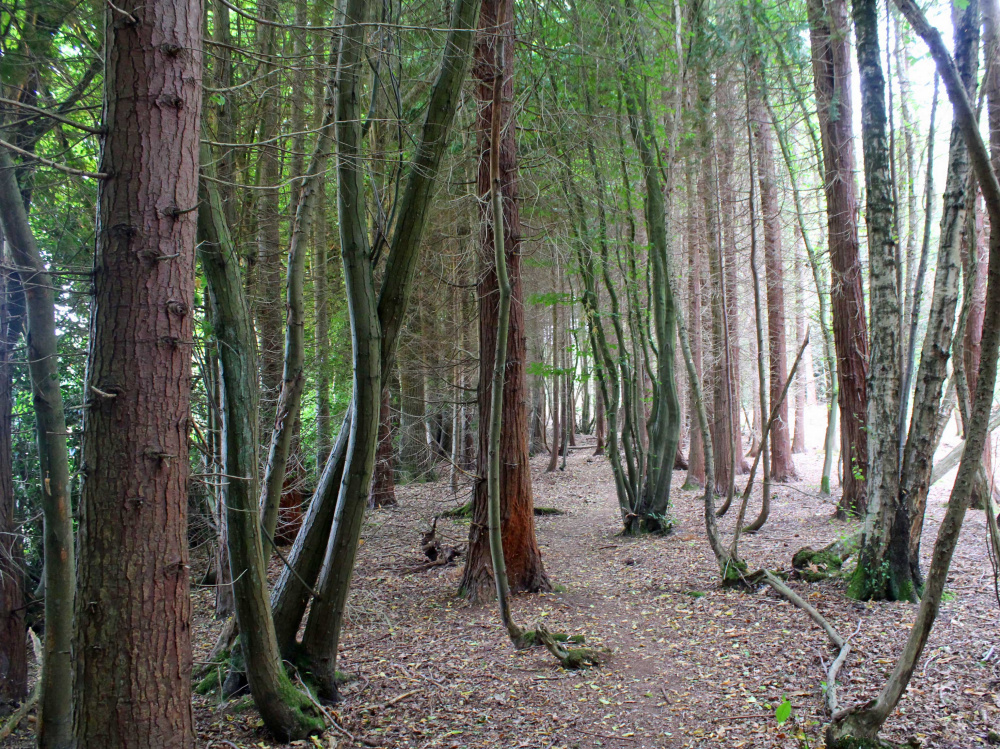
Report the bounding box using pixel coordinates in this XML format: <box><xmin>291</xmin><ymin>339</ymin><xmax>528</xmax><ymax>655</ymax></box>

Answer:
<box><xmin>185</xmin><ymin>437</ymin><xmax>999</xmax><ymax>749</ymax></box>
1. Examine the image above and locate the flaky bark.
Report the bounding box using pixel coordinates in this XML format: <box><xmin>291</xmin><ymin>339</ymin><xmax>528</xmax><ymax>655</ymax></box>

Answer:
<box><xmin>808</xmin><ymin>0</ymin><xmax>870</xmax><ymax>515</ymax></box>
<box><xmin>74</xmin><ymin>1</ymin><xmax>202</xmax><ymax>742</ymax></box>
<box><xmin>460</xmin><ymin>0</ymin><xmax>550</xmax><ymax>597</ymax></box>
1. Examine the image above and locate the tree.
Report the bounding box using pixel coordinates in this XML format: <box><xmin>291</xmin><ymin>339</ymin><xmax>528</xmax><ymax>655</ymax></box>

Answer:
<box><xmin>750</xmin><ymin>52</ymin><xmax>798</xmax><ymax>482</ymax></box>
<box><xmin>460</xmin><ymin>0</ymin><xmax>551</xmax><ymax>599</ymax></box>
<box><xmin>73</xmin><ymin>0</ymin><xmax>202</xmax><ymax>742</ymax></box>
<box><xmin>847</xmin><ymin>0</ymin><xmax>908</xmax><ymax>602</ymax></box>
<box><xmin>807</xmin><ymin>0</ymin><xmax>870</xmax><ymax>515</ymax></box>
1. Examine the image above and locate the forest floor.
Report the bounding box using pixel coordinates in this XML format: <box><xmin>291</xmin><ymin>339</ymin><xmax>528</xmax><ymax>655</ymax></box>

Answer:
<box><xmin>5</xmin><ymin>409</ymin><xmax>999</xmax><ymax>749</ymax></box>
<box><xmin>188</xmin><ymin>408</ymin><xmax>999</xmax><ymax>749</ymax></box>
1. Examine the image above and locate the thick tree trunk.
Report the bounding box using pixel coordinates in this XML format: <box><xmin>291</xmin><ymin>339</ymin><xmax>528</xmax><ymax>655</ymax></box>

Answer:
<box><xmin>74</xmin><ymin>2</ymin><xmax>202</xmax><ymax>743</ymax></box>
<box><xmin>0</xmin><ymin>151</ymin><xmax>74</xmax><ymax>748</ymax></box>
<box><xmin>849</xmin><ymin>0</ymin><xmax>910</xmax><ymax>602</ymax></box>
<box><xmin>751</xmin><ymin>58</ymin><xmax>798</xmax><ymax>482</ymax></box>
<box><xmin>808</xmin><ymin>0</ymin><xmax>870</xmax><ymax>515</ymax></box>
<box><xmin>460</xmin><ymin>0</ymin><xmax>550</xmax><ymax>600</ymax></box>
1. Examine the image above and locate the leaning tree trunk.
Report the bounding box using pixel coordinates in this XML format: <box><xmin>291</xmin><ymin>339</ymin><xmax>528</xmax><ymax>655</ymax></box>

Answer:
<box><xmin>267</xmin><ymin>0</ymin><xmax>481</xmax><ymax>655</ymax></box>
<box><xmin>899</xmin><ymin>0</ymin><xmax>977</xmax><ymax>582</ymax></box>
<box><xmin>0</xmin><ymin>150</ymin><xmax>74</xmax><ymax>749</ymax></box>
<box><xmin>199</xmin><ymin>144</ymin><xmax>323</xmax><ymax>740</ymax></box>
<box><xmin>808</xmin><ymin>0</ymin><xmax>870</xmax><ymax>516</ymax></box>
<box><xmin>848</xmin><ymin>0</ymin><xmax>910</xmax><ymax>603</ymax></box>
<box><xmin>74</xmin><ymin>1</ymin><xmax>203</xmax><ymax>743</ymax></box>
<box><xmin>828</xmin><ymin>1</ymin><xmax>1000</xmax><ymax>741</ymax></box>
<box><xmin>460</xmin><ymin>0</ymin><xmax>550</xmax><ymax>599</ymax></box>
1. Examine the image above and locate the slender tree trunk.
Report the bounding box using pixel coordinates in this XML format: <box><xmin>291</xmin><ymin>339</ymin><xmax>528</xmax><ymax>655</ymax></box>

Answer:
<box><xmin>828</xmin><ymin>2</ymin><xmax>1000</xmax><ymax>741</ymax></box>
<box><xmin>0</xmin><ymin>151</ymin><xmax>73</xmax><ymax>748</ymax></box>
<box><xmin>313</xmin><ymin>15</ymin><xmax>333</xmax><ymax>468</ymax></box>
<box><xmin>199</xmin><ymin>144</ymin><xmax>323</xmax><ymax>740</ymax></box>
<box><xmin>684</xmin><ymin>159</ymin><xmax>706</xmax><ymax>489</ymax></box>
<box><xmin>268</xmin><ymin>0</ymin><xmax>481</xmax><ymax>654</ymax></box>
<box><xmin>900</xmin><ymin>0</ymin><xmax>977</xmax><ymax>581</ymax></box>
<box><xmin>547</xmin><ymin>277</ymin><xmax>560</xmax><ymax>472</ymax></box>
<box><xmin>0</xmin><ymin>256</ymin><xmax>25</xmax><ymax>704</ymax></box>
<box><xmin>252</xmin><ymin>0</ymin><xmax>285</xmax><ymax>428</ymax></box>
<box><xmin>751</xmin><ymin>55</ymin><xmax>798</xmax><ymax>482</ymax></box>
<box><xmin>849</xmin><ymin>0</ymin><xmax>910</xmax><ymax>602</ymax></box>
<box><xmin>460</xmin><ymin>0</ymin><xmax>550</xmax><ymax>599</ymax></box>
<box><xmin>370</xmin><ymin>386</ymin><xmax>397</xmax><ymax>507</ymax></box>
<box><xmin>808</xmin><ymin>0</ymin><xmax>870</xmax><ymax>515</ymax></box>
<box><xmin>74</xmin><ymin>1</ymin><xmax>203</xmax><ymax>742</ymax></box>
<box><xmin>793</xmin><ymin>244</ymin><xmax>808</xmax><ymax>454</ymax></box>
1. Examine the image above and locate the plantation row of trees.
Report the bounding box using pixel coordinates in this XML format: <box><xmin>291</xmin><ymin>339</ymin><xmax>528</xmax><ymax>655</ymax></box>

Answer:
<box><xmin>0</xmin><ymin>0</ymin><xmax>998</xmax><ymax>746</ymax></box>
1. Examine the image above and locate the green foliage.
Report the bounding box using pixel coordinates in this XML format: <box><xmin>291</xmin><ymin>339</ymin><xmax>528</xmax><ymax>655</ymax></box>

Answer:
<box><xmin>775</xmin><ymin>697</ymin><xmax>792</xmax><ymax>725</ymax></box>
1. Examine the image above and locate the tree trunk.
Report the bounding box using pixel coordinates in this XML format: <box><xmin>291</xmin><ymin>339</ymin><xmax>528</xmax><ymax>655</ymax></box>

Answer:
<box><xmin>460</xmin><ymin>0</ymin><xmax>550</xmax><ymax>600</ymax></box>
<box><xmin>198</xmin><ymin>144</ymin><xmax>323</xmax><ymax>740</ymax></box>
<box><xmin>684</xmin><ymin>158</ymin><xmax>706</xmax><ymax>489</ymax></box>
<box><xmin>793</xmin><ymin>245</ymin><xmax>808</xmax><ymax>454</ymax></box>
<box><xmin>547</xmin><ymin>277</ymin><xmax>560</xmax><ymax>473</ymax></box>
<box><xmin>808</xmin><ymin>0</ymin><xmax>870</xmax><ymax>515</ymax></box>
<box><xmin>848</xmin><ymin>0</ymin><xmax>910</xmax><ymax>603</ymax></box>
<box><xmin>74</xmin><ymin>2</ymin><xmax>202</xmax><ymax>742</ymax></box>
<box><xmin>0</xmin><ymin>256</ymin><xmax>25</xmax><ymax>704</ymax></box>
<box><xmin>751</xmin><ymin>56</ymin><xmax>798</xmax><ymax>482</ymax></box>
<box><xmin>899</xmin><ymin>0</ymin><xmax>977</xmax><ymax>582</ymax></box>
<box><xmin>370</xmin><ymin>386</ymin><xmax>397</xmax><ymax>507</ymax></box>
<box><xmin>0</xmin><ymin>150</ymin><xmax>74</xmax><ymax>748</ymax></box>
<box><xmin>252</xmin><ymin>0</ymin><xmax>285</xmax><ymax>429</ymax></box>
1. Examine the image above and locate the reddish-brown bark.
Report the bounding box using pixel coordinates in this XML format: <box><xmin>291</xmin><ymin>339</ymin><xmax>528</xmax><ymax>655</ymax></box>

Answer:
<box><xmin>808</xmin><ymin>0</ymin><xmax>869</xmax><ymax>513</ymax></box>
<box><xmin>370</xmin><ymin>386</ymin><xmax>398</xmax><ymax>507</ymax></box>
<box><xmin>685</xmin><ymin>160</ymin><xmax>706</xmax><ymax>488</ymax></box>
<box><xmin>74</xmin><ymin>0</ymin><xmax>201</xmax><ymax>743</ymax></box>
<box><xmin>460</xmin><ymin>0</ymin><xmax>549</xmax><ymax>601</ymax></box>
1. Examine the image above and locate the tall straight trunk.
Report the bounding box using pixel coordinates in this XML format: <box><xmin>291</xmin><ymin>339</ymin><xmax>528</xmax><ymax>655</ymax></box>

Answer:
<box><xmin>268</xmin><ymin>0</ymin><xmax>481</xmax><ymax>654</ymax></box>
<box><xmin>198</xmin><ymin>144</ymin><xmax>323</xmax><ymax>740</ymax></box>
<box><xmin>751</xmin><ymin>55</ymin><xmax>798</xmax><ymax>482</ymax></box>
<box><xmin>718</xmin><ymin>104</ymin><xmax>750</xmax><ymax>474</ymax></box>
<box><xmin>807</xmin><ymin>0</ymin><xmax>870</xmax><ymax>515</ymax></box>
<box><xmin>74</xmin><ymin>2</ymin><xmax>202</xmax><ymax>743</ymax></box>
<box><xmin>899</xmin><ymin>0</ymin><xmax>977</xmax><ymax>581</ymax></box>
<box><xmin>547</xmin><ymin>288</ymin><xmax>560</xmax><ymax>472</ymax></box>
<box><xmin>460</xmin><ymin>0</ymin><xmax>550</xmax><ymax>599</ymax></box>
<box><xmin>594</xmin><ymin>388</ymin><xmax>606</xmax><ymax>455</ymax></box>
<box><xmin>399</xmin><ymin>337</ymin><xmax>430</xmax><ymax>476</ymax></box>
<box><xmin>313</xmin><ymin>12</ymin><xmax>333</xmax><ymax>468</ymax></box>
<box><xmin>684</xmin><ymin>158</ymin><xmax>706</xmax><ymax>489</ymax></box>
<box><xmin>0</xmin><ymin>150</ymin><xmax>74</xmax><ymax>748</ymax></box>
<box><xmin>849</xmin><ymin>0</ymin><xmax>910</xmax><ymax>602</ymax></box>
<box><xmin>793</xmin><ymin>244</ymin><xmax>808</xmax><ymax>453</ymax></box>
<box><xmin>0</xmin><ymin>257</ymin><xmax>25</xmax><ymax>703</ymax></box>
<box><xmin>895</xmin><ymin>9</ymin><xmax>920</xmax><ymax>362</ymax></box>
<box><xmin>253</xmin><ymin>0</ymin><xmax>285</xmax><ymax>426</ymax></box>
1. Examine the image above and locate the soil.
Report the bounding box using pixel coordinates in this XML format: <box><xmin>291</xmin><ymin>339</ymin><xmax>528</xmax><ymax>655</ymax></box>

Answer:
<box><xmin>5</xmin><ymin>412</ymin><xmax>999</xmax><ymax>748</ymax></box>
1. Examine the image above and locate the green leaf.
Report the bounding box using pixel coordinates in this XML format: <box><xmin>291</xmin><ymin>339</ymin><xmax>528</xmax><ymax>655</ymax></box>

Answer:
<box><xmin>775</xmin><ymin>697</ymin><xmax>792</xmax><ymax>725</ymax></box>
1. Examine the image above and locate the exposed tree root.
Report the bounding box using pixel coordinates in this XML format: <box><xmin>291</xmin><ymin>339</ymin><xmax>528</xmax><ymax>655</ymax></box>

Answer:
<box><xmin>791</xmin><ymin>534</ymin><xmax>860</xmax><ymax>582</ymax></box>
<box><xmin>747</xmin><ymin>569</ymin><xmax>859</xmax><ymax>715</ymax></box>
<box><xmin>535</xmin><ymin>624</ymin><xmax>607</xmax><ymax>669</ymax></box>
